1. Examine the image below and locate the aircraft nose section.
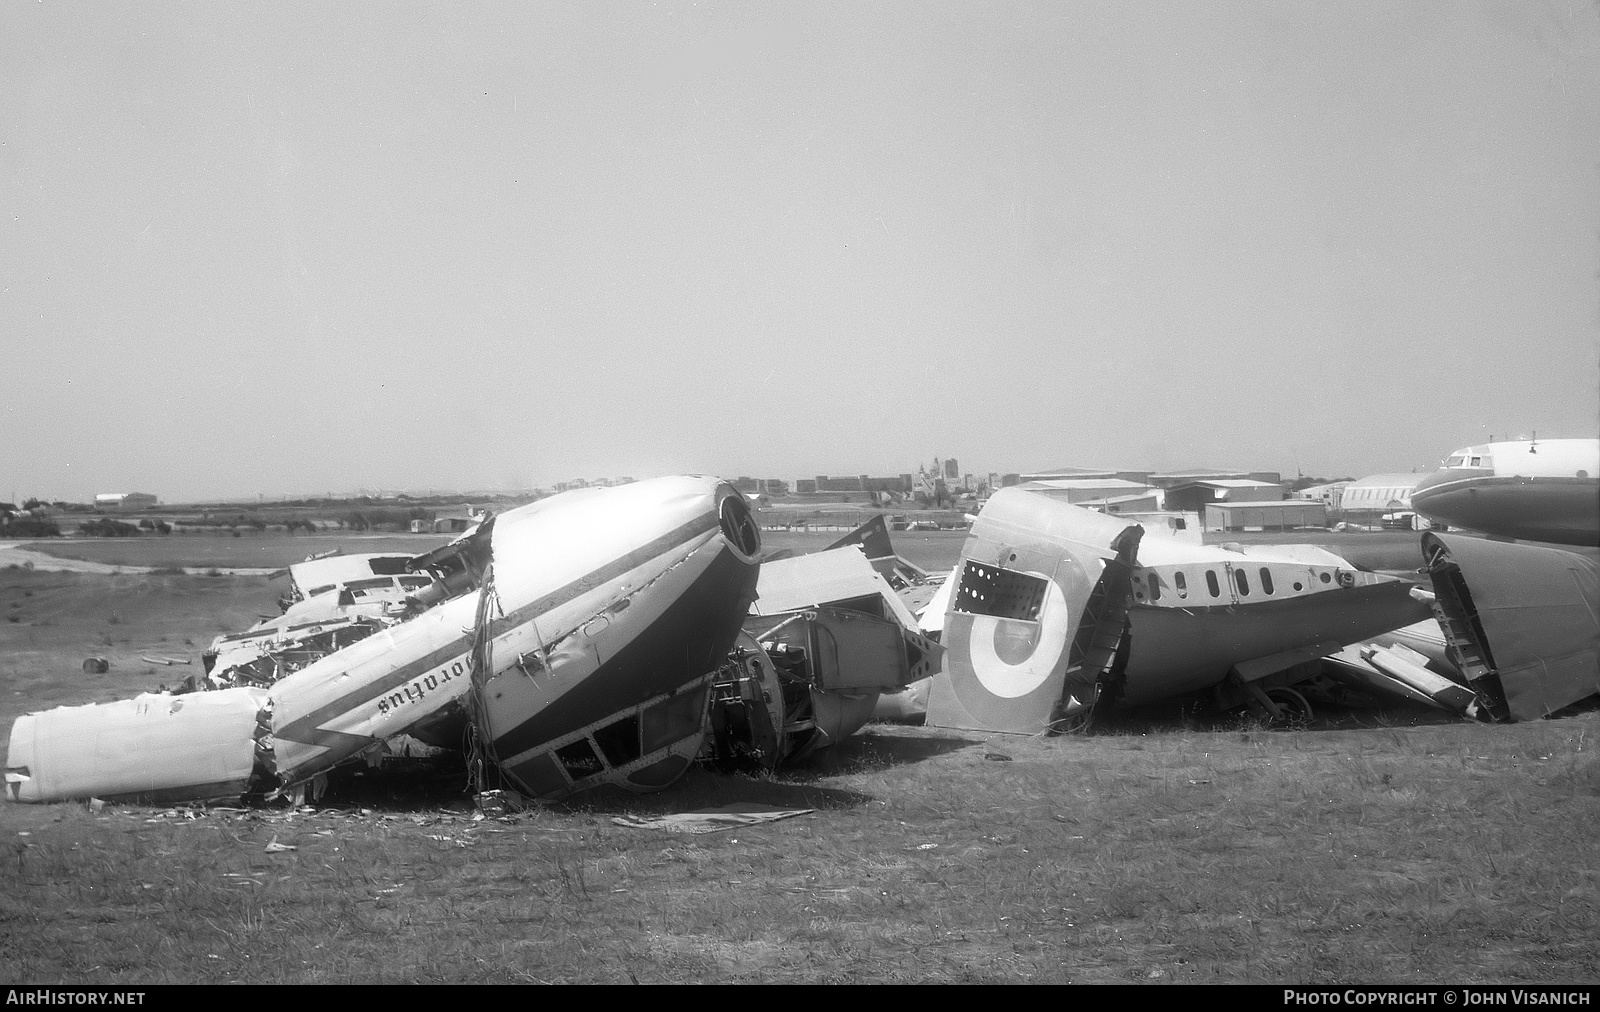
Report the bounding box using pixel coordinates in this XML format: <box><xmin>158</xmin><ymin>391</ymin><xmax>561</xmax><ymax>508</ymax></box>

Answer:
<box><xmin>1409</xmin><ymin>469</ymin><xmax>1448</xmax><ymax>509</ymax></box>
<box><xmin>1410</xmin><ymin>467</ymin><xmax>1481</xmax><ymax>528</ymax></box>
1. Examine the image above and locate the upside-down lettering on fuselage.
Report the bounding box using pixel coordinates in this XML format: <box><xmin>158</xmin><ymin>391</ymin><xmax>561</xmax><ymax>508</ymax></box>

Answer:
<box><xmin>5</xmin><ymin>477</ymin><xmax>764</xmax><ymax>803</ymax></box>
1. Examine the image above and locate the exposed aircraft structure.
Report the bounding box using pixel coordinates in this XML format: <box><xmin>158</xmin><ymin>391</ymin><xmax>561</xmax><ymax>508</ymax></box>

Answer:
<box><xmin>926</xmin><ymin>487</ymin><xmax>1434</xmax><ymax>735</ymax></box>
<box><xmin>6</xmin><ymin>477</ymin><xmax>762</xmax><ymax>804</ymax></box>
<box><xmin>1422</xmin><ymin>533</ymin><xmax>1599</xmax><ymax>721</ymax></box>
<box><xmin>198</xmin><ymin>552</ymin><xmax>444</xmax><ymax>690</ymax></box>
<box><xmin>706</xmin><ymin>546</ymin><xmax>941</xmax><ymax>770</ymax></box>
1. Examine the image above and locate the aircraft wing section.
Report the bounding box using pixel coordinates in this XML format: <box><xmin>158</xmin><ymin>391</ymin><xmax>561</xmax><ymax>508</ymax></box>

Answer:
<box><xmin>1423</xmin><ymin>533</ymin><xmax>1600</xmax><ymax>721</ymax></box>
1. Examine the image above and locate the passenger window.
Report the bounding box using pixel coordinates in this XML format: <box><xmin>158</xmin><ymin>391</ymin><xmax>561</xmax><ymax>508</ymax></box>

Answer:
<box><xmin>1259</xmin><ymin>568</ymin><xmax>1274</xmax><ymax>594</ymax></box>
<box><xmin>1235</xmin><ymin>568</ymin><xmax>1250</xmax><ymax>596</ymax></box>
<box><xmin>1174</xmin><ymin>571</ymin><xmax>1187</xmax><ymax>593</ymax></box>
<box><xmin>1148</xmin><ymin>574</ymin><xmax>1160</xmax><ymax>602</ymax></box>
<box><xmin>1205</xmin><ymin>571</ymin><xmax>1220</xmax><ymax>597</ymax></box>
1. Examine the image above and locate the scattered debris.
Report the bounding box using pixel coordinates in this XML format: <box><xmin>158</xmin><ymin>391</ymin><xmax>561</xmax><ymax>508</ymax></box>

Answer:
<box><xmin>81</xmin><ymin>658</ymin><xmax>108</xmax><ymax>674</ymax></box>
<box><xmin>610</xmin><ymin>803</ymin><xmax>816</xmax><ymax>834</ymax></box>
<box><xmin>263</xmin><ymin>836</ymin><xmax>296</xmax><ymax>853</ymax></box>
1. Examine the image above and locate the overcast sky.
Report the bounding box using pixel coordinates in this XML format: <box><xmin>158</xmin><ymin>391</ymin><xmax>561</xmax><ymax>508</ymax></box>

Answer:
<box><xmin>4</xmin><ymin>2</ymin><xmax>1597</xmax><ymax>502</ymax></box>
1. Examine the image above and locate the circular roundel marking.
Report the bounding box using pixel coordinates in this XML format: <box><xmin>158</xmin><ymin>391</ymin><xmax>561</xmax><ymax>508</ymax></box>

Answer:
<box><xmin>967</xmin><ymin>579</ymin><xmax>1073</xmax><ymax>699</ymax></box>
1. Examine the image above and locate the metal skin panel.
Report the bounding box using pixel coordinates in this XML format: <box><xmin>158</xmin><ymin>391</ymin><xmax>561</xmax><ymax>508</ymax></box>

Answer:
<box><xmin>6</xmin><ymin>689</ymin><xmax>268</xmax><ymax>803</ymax></box>
<box><xmin>1424</xmin><ymin>533</ymin><xmax>1600</xmax><ymax>721</ymax></box>
<box><xmin>927</xmin><ymin>489</ymin><xmax>1120</xmax><ymax>734</ymax></box>
<box><xmin>1411</xmin><ymin>438</ymin><xmax>1600</xmax><ymax>547</ymax></box>
<box><xmin>477</xmin><ymin>478</ymin><xmax>760</xmax><ymax>791</ymax></box>
<box><xmin>482</xmin><ymin>533</ymin><xmax>758</xmax><ymax>768</ymax></box>
<box><xmin>1119</xmin><ymin>585</ymin><xmax>1432</xmax><ymax>705</ymax></box>
<box><xmin>270</xmin><ymin>476</ymin><xmax>759</xmax><ymax>792</ymax></box>
<box><xmin>270</xmin><ymin>598</ymin><xmax>478</xmax><ymax>784</ymax></box>
<box><xmin>927</xmin><ymin>488</ymin><xmax>1431</xmax><ymax>734</ymax></box>
<box><xmin>1412</xmin><ymin>476</ymin><xmax>1600</xmax><ymax>546</ymax></box>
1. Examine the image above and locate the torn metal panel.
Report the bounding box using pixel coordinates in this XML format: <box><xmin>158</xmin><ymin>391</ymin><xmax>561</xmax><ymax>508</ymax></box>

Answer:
<box><xmin>871</xmin><ymin>677</ymin><xmax>932</xmax><ymax>722</ymax></box>
<box><xmin>204</xmin><ymin>616</ymin><xmax>390</xmax><ymax>690</ymax></box>
<box><xmin>5</xmin><ymin>688</ymin><xmax>269</xmax><ymax>803</ymax></box>
<box><xmin>826</xmin><ymin>514</ymin><xmax>932</xmax><ymax>589</ymax></box>
<box><xmin>1423</xmin><ymin>532</ymin><xmax>1600</xmax><ymax>721</ymax></box>
<box><xmin>751</xmin><ymin>546</ymin><xmax>920</xmax><ymax>631</ymax></box>
<box><xmin>279</xmin><ymin>552</ymin><xmax>425</xmax><ymax>612</ymax></box>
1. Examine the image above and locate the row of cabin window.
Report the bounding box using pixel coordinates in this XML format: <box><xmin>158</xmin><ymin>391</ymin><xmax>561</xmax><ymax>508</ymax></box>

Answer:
<box><xmin>1153</xmin><ymin>566</ymin><xmax>1318</xmax><ymax>602</ymax></box>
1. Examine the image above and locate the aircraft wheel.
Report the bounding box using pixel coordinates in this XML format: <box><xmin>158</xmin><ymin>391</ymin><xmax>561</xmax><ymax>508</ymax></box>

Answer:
<box><xmin>1264</xmin><ymin>686</ymin><xmax>1313</xmax><ymax>724</ymax></box>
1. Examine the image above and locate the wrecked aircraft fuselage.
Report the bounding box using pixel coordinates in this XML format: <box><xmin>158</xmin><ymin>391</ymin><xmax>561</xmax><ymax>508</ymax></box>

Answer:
<box><xmin>6</xmin><ymin>477</ymin><xmax>762</xmax><ymax>804</ymax></box>
<box><xmin>927</xmin><ymin>488</ymin><xmax>1434</xmax><ymax>735</ymax></box>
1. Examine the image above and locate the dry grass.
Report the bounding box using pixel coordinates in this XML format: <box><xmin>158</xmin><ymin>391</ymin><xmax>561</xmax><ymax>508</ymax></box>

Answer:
<box><xmin>2</xmin><ymin>570</ymin><xmax>1597</xmax><ymax>984</ymax></box>
<box><xmin>18</xmin><ymin>534</ymin><xmax>454</xmax><ymax>572</ymax></box>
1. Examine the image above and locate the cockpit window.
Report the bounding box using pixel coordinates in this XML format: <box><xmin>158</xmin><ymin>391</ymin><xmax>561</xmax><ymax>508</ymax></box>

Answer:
<box><xmin>1445</xmin><ymin>455</ymin><xmax>1465</xmax><ymax>467</ymax></box>
<box><xmin>1469</xmin><ymin>456</ymin><xmax>1484</xmax><ymax>467</ymax></box>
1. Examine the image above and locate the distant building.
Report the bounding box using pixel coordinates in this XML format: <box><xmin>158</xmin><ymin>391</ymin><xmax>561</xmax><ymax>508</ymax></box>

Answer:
<box><xmin>1293</xmin><ymin>482</ymin><xmax>1350</xmax><ymax>507</ymax></box>
<box><xmin>94</xmin><ymin>492</ymin><xmax>158</xmax><ymax>511</ymax></box>
<box><xmin>1017</xmin><ymin>478</ymin><xmax>1160</xmax><ymax>506</ymax></box>
<box><xmin>1339</xmin><ymin>473</ymin><xmax>1423</xmax><ymax>515</ymax></box>
<box><xmin>1019</xmin><ymin>465</ymin><xmax>1118</xmax><ymax>482</ymax></box>
<box><xmin>809</xmin><ymin>474</ymin><xmax>913</xmax><ymax>494</ymax></box>
<box><xmin>1163</xmin><ymin>479</ymin><xmax>1285</xmax><ymax>514</ymax></box>
<box><xmin>1205</xmin><ymin>500</ymin><xmax>1327</xmax><ymax>532</ymax></box>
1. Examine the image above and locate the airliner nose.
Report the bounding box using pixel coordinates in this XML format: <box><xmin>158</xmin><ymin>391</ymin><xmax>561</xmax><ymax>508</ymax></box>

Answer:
<box><xmin>1410</xmin><ymin>468</ymin><xmax>1451</xmax><ymax>504</ymax></box>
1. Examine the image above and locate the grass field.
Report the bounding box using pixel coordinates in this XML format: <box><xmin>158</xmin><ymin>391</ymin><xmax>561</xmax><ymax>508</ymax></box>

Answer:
<box><xmin>1</xmin><ymin>567</ymin><xmax>1596</xmax><ymax>984</ymax></box>
<box><xmin>16</xmin><ymin>534</ymin><xmax>456</xmax><ymax>571</ymax></box>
